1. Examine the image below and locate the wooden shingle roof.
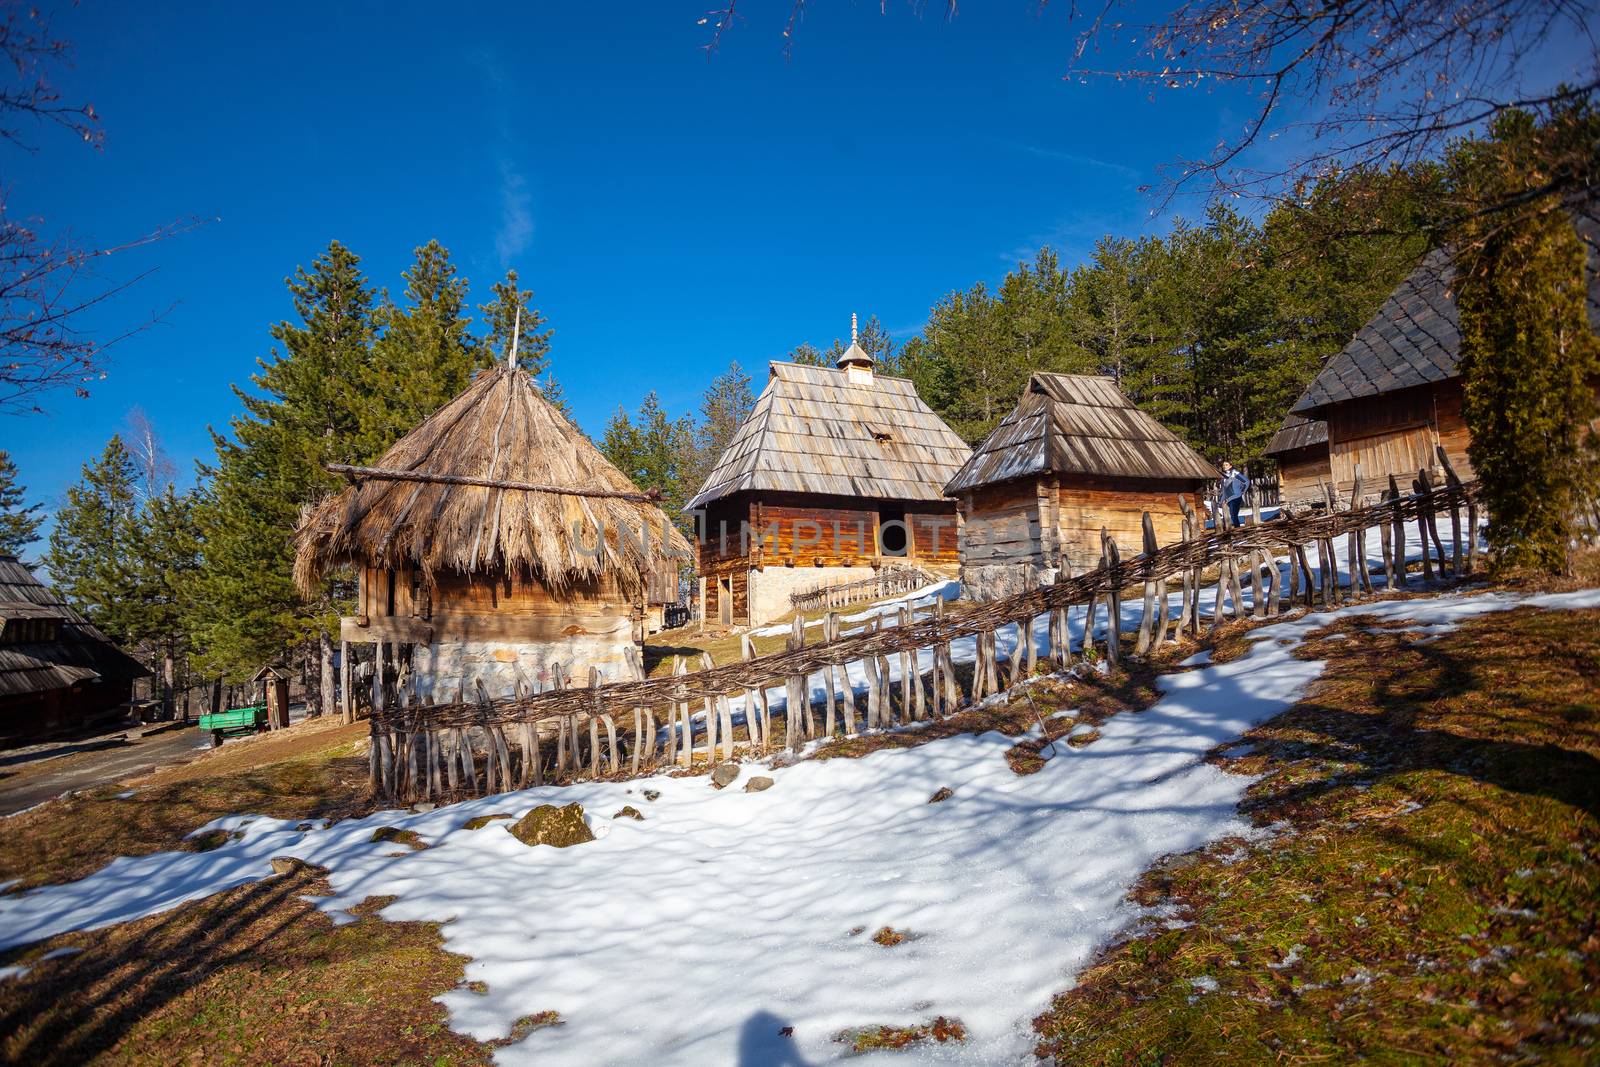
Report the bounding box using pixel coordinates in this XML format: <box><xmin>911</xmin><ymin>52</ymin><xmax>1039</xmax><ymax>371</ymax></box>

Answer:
<box><xmin>1293</xmin><ymin>203</ymin><xmax>1600</xmax><ymax>415</ymax></box>
<box><xmin>0</xmin><ymin>556</ymin><xmax>147</xmax><ymax>699</ymax></box>
<box><xmin>944</xmin><ymin>373</ymin><xmax>1217</xmax><ymax>494</ymax></box>
<box><xmin>685</xmin><ymin>362</ymin><xmax>972</xmax><ymax>510</ymax></box>
<box><xmin>1264</xmin><ymin>412</ymin><xmax>1329</xmax><ymax>457</ymax></box>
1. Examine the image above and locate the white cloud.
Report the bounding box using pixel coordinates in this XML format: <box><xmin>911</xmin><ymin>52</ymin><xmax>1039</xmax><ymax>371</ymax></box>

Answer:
<box><xmin>494</xmin><ymin>158</ymin><xmax>534</xmax><ymax>265</ymax></box>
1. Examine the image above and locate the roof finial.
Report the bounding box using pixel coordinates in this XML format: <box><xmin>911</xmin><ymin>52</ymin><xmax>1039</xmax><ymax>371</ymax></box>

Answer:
<box><xmin>851</xmin><ymin>311</ymin><xmax>858</xmax><ymax>344</ymax></box>
<box><xmin>506</xmin><ymin>305</ymin><xmax>521</xmax><ymax>371</ymax></box>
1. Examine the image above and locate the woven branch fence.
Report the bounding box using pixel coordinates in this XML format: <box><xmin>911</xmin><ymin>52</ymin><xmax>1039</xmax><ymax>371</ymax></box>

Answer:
<box><xmin>789</xmin><ymin>564</ymin><xmax>938</xmax><ymax>613</ymax></box>
<box><xmin>365</xmin><ymin>459</ymin><xmax>1478</xmax><ymax>804</ymax></box>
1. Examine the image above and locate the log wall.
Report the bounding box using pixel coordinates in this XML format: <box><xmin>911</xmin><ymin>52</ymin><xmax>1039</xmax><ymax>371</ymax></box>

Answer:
<box><xmin>1275</xmin><ymin>445</ymin><xmax>1333</xmax><ymax>506</ymax></box>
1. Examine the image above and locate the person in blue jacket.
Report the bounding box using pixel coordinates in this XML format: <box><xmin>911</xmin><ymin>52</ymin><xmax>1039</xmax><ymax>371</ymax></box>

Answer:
<box><xmin>1220</xmin><ymin>461</ymin><xmax>1249</xmax><ymax>528</ymax></box>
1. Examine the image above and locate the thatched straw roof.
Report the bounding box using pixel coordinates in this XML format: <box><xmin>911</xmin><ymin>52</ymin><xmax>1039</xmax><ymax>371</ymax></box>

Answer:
<box><xmin>685</xmin><ymin>361</ymin><xmax>971</xmax><ymax>510</ymax></box>
<box><xmin>945</xmin><ymin>372</ymin><xmax>1217</xmax><ymax>494</ymax></box>
<box><xmin>294</xmin><ymin>366</ymin><xmax>689</xmax><ymax>599</ymax></box>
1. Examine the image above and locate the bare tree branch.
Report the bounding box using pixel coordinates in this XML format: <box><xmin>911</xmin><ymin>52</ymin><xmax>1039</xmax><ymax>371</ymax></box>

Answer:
<box><xmin>0</xmin><ymin>3</ymin><xmax>101</xmax><ymax>150</ymax></box>
<box><xmin>1063</xmin><ymin>0</ymin><xmax>1600</xmax><ymax>210</ymax></box>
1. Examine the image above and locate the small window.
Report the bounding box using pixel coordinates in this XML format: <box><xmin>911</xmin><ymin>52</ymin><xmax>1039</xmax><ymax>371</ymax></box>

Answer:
<box><xmin>878</xmin><ymin>506</ymin><xmax>908</xmax><ymax>556</ymax></box>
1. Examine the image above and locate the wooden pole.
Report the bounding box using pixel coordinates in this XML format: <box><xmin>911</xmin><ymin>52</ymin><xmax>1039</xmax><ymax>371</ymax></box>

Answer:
<box><xmin>1102</xmin><ymin>530</ymin><xmax>1122</xmax><ymax>670</ymax></box>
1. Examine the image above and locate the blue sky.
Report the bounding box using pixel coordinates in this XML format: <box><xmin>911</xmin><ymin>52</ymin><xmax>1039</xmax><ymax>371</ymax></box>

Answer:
<box><xmin>6</xmin><ymin>0</ymin><xmax>1261</xmax><ymax>519</ymax></box>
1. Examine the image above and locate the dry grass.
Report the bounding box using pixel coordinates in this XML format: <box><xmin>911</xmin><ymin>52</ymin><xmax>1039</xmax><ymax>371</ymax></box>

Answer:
<box><xmin>0</xmin><ymin>864</ymin><xmax>491</xmax><ymax>1066</ymax></box>
<box><xmin>0</xmin><ymin>718</ymin><xmax>373</xmax><ymax>891</ymax></box>
<box><xmin>1033</xmin><ymin>604</ymin><xmax>1600</xmax><ymax>1064</ymax></box>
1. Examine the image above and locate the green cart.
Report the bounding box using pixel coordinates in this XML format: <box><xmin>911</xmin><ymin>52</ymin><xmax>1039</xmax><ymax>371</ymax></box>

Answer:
<box><xmin>198</xmin><ymin>705</ymin><xmax>268</xmax><ymax>747</ymax></box>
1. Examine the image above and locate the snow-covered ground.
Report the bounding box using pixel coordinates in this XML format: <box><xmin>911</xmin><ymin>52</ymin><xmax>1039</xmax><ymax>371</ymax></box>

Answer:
<box><xmin>3</xmin><ymin>585</ymin><xmax>1597</xmax><ymax>1065</ymax></box>
<box><xmin>747</xmin><ymin>579</ymin><xmax>961</xmax><ymax>638</ymax></box>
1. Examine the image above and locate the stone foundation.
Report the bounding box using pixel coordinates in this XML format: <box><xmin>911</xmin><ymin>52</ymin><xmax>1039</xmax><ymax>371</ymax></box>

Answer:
<box><xmin>408</xmin><ymin>636</ymin><xmax>637</xmax><ymax>702</ymax></box>
<box><xmin>960</xmin><ymin>561</ymin><xmax>1060</xmax><ymax>603</ymax></box>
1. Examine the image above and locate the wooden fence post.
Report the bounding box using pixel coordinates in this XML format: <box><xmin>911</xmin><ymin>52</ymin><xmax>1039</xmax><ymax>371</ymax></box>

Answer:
<box><xmin>1414</xmin><ymin>472</ymin><xmax>1435</xmax><ymax>583</ymax></box>
<box><xmin>1136</xmin><ymin>512</ymin><xmax>1159</xmax><ymax>653</ymax></box>
<box><xmin>1102</xmin><ymin>529</ymin><xmax>1122</xmax><ymax>670</ymax></box>
<box><xmin>741</xmin><ymin>634</ymin><xmax>767</xmax><ymax>751</ymax></box>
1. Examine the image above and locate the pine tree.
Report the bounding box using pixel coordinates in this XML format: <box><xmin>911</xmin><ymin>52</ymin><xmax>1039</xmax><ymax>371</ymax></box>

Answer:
<box><xmin>598</xmin><ymin>393</ymin><xmax>696</xmax><ymax>517</ymax></box>
<box><xmin>1454</xmin><ymin>109</ymin><xmax>1600</xmax><ymax>573</ymax></box>
<box><xmin>477</xmin><ymin>268</ymin><xmax>553</xmax><ymax>373</ymax></box>
<box><xmin>45</xmin><ymin>435</ymin><xmax>141</xmax><ymax>642</ymax></box>
<box><xmin>357</xmin><ymin>241</ymin><xmax>475</xmax><ymax>452</ymax></box>
<box><xmin>0</xmin><ymin>451</ymin><xmax>43</xmax><ymax>557</ymax></box>
<box><xmin>194</xmin><ymin>241</ymin><xmax>375</xmax><ymax>679</ymax></box>
<box><xmin>128</xmin><ymin>487</ymin><xmax>202</xmax><ymax>714</ymax></box>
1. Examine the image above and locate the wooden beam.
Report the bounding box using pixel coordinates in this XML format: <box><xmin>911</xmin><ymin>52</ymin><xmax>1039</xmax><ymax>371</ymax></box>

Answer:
<box><xmin>325</xmin><ymin>463</ymin><xmax>662</xmax><ymax>503</ymax></box>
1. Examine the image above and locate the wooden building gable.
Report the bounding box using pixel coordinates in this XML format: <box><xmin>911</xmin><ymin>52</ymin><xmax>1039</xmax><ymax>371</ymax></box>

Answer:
<box><xmin>946</xmin><ymin>372</ymin><xmax>1217</xmax><ymax>495</ymax></box>
<box><xmin>1294</xmin><ymin>206</ymin><xmax>1600</xmax><ymax>418</ymax></box>
<box><xmin>685</xmin><ymin>361</ymin><xmax>971</xmax><ymax>511</ymax></box>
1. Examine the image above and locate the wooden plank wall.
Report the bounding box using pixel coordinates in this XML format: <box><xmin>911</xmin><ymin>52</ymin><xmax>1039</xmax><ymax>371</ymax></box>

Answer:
<box><xmin>1326</xmin><ymin>381</ymin><xmax>1475</xmax><ymax>498</ymax></box>
<box><xmin>1055</xmin><ymin>478</ymin><xmax>1200</xmax><ymax>571</ymax></box>
<box><xmin>908</xmin><ymin>509</ymin><xmax>961</xmax><ymax>563</ymax></box>
<box><xmin>702</xmin><ymin>570</ymin><xmax>748</xmax><ymax>627</ymax></box>
<box><xmin>696</xmin><ymin>492</ymin><xmax>961</xmax><ymax>572</ymax></box>
<box><xmin>753</xmin><ymin>502</ymin><xmax>880</xmax><ymax>565</ymax></box>
<box><xmin>350</xmin><ymin>565</ymin><xmax>636</xmax><ymax>643</ymax></box>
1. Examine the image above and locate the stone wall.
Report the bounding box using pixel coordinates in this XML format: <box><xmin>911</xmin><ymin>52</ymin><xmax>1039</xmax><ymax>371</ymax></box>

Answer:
<box><xmin>960</xmin><ymin>561</ymin><xmax>1059</xmax><ymax>603</ymax></box>
<box><xmin>408</xmin><ymin>635</ymin><xmax>638</xmax><ymax>702</ymax></box>
<box><xmin>747</xmin><ymin>565</ymin><xmax>877</xmax><ymax>626</ymax></box>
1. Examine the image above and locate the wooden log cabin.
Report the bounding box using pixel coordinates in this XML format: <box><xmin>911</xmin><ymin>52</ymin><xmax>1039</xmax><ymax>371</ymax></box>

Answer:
<box><xmin>1262</xmin><ymin>413</ymin><xmax>1331</xmax><ymax>508</ymax></box>
<box><xmin>1290</xmin><ymin>209</ymin><xmax>1600</xmax><ymax>500</ymax></box>
<box><xmin>685</xmin><ymin>320</ymin><xmax>971</xmax><ymax>628</ymax></box>
<box><xmin>294</xmin><ymin>360</ymin><xmax>689</xmax><ymax>700</ymax></box>
<box><xmin>944</xmin><ymin>373</ymin><xmax>1217</xmax><ymax>600</ymax></box>
<box><xmin>0</xmin><ymin>555</ymin><xmax>147</xmax><ymax>744</ymax></box>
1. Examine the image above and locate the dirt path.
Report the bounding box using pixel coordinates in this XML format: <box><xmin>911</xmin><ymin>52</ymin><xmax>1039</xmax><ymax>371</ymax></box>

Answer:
<box><xmin>0</xmin><ymin>729</ymin><xmax>212</xmax><ymax>817</ymax></box>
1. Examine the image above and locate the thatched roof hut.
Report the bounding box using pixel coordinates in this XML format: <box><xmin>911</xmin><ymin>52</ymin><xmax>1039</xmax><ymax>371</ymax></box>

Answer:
<box><xmin>686</xmin><ymin>323</ymin><xmax>971</xmax><ymax>627</ymax></box>
<box><xmin>295</xmin><ymin>363</ymin><xmax>688</xmax><ymax>694</ymax></box>
<box><xmin>945</xmin><ymin>372</ymin><xmax>1216</xmax><ymax>599</ymax></box>
<box><xmin>296</xmin><ymin>364</ymin><xmax>688</xmax><ymax>599</ymax></box>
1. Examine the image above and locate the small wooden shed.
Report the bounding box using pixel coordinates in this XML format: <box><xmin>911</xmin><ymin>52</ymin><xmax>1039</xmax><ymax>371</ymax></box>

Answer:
<box><xmin>0</xmin><ymin>555</ymin><xmax>147</xmax><ymax>743</ymax></box>
<box><xmin>294</xmin><ymin>362</ymin><xmax>689</xmax><ymax>700</ymax></box>
<box><xmin>253</xmin><ymin>665</ymin><xmax>291</xmax><ymax>729</ymax></box>
<box><xmin>685</xmin><ymin>322</ymin><xmax>971</xmax><ymax>627</ymax></box>
<box><xmin>1262</xmin><ymin>413</ymin><xmax>1331</xmax><ymax>507</ymax></box>
<box><xmin>944</xmin><ymin>373</ymin><xmax>1217</xmax><ymax>600</ymax></box>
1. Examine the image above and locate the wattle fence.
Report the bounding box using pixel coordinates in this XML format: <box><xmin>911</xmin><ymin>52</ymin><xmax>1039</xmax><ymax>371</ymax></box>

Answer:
<box><xmin>788</xmin><ymin>564</ymin><xmax>937</xmax><ymax>613</ymax></box>
<box><xmin>364</xmin><ymin>459</ymin><xmax>1478</xmax><ymax>804</ymax></box>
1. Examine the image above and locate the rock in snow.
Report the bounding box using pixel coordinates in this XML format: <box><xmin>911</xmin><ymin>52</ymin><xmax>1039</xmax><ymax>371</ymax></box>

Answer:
<box><xmin>508</xmin><ymin>804</ymin><xmax>594</xmax><ymax>848</ymax></box>
<box><xmin>743</xmin><ymin>776</ymin><xmax>774</xmax><ymax>793</ymax></box>
<box><xmin>709</xmin><ymin>764</ymin><xmax>741</xmax><ymax>789</ymax></box>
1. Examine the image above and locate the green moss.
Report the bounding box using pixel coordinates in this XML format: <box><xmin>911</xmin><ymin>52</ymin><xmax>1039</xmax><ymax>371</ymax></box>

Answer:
<box><xmin>370</xmin><ymin>826</ymin><xmax>428</xmax><ymax>850</ymax></box>
<box><xmin>1033</xmin><ymin>606</ymin><xmax>1600</xmax><ymax>1064</ymax></box>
